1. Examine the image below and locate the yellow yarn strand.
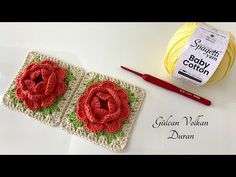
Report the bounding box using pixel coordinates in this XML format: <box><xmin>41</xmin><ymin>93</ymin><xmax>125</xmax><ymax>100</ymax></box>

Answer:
<box><xmin>164</xmin><ymin>22</ymin><xmax>236</xmax><ymax>86</ymax></box>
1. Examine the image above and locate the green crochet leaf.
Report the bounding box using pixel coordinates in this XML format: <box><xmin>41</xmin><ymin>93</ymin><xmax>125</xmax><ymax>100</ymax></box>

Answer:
<box><xmin>65</xmin><ymin>67</ymin><xmax>76</xmax><ymax>86</ymax></box>
<box><xmin>68</xmin><ymin>112</ymin><xmax>83</xmax><ymax>128</ymax></box>
<box><xmin>126</xmin><ymin>86</ymin><xmax>138</xmax><ymax>104</ymax></box>
<box><xmin>123</xmin><ymin>119</ymin><xmax>130</xmax><ymax>125</ymax></box>
<box><xmin>31</xmin><ymin>54</ymin><xmax>41</xmax><ymax>63</ymax></box>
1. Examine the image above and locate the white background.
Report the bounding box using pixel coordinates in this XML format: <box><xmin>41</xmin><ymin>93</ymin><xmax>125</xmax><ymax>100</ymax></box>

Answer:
<box><xmin>0</xmin><ymin>22</ymin><xmax>236</xmax><ymax>154</ymax></box>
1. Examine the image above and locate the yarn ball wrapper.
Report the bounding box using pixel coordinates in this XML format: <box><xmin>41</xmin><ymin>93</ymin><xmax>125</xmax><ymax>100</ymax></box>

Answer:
<box><xmin>15</xmin><ymin>60</ymin><xmax>67</xmax><ymax>110</ymax></box>
<box><xmin>76</xmin><ymin>81</ymin><xmax>131</xmax><ymax>134</ymax></box>
<box><xmin>164</xmin><ymin>22</ymin><xmax>236</xmax><ymax>86</ymax></box>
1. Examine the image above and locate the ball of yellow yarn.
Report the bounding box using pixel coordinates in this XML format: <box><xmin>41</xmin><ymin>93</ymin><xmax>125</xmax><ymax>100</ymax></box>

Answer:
<box><xmin>164</xmin><ymin>22</ymin><xmax>236</xmax><ymax>86</ymax></box>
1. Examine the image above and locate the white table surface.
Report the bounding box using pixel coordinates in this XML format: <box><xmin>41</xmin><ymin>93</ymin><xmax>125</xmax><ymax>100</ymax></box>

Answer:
<box><xmin>1</xmin><ymin>22</ymin><xmax>236</xmax><ymax>154</ymax></box>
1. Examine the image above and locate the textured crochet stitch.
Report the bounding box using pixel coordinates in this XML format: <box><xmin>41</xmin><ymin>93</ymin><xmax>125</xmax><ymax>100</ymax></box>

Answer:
<box><xmin>15</xmin><ymin>60</ymin><xmax>67</xmax><ymax>110</ymax></box>
<box><xmin>76</xmin><ymin>81</ymin><xmax>131</xmax><ymax>133</ymax></box>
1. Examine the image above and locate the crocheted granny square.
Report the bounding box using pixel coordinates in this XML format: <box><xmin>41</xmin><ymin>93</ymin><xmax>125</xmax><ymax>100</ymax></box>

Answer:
<box><xmin>61</xmin><ymin>72</ymin><xmax>145</xmax><ymax>151</ymax></box>
<box><xmin>2</xmin><ymin>51</ymin><xmax>85</xmax><ymax>127</ymax></box>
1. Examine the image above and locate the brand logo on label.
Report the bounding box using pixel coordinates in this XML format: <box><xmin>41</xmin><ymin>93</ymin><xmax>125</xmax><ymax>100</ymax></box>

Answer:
<box><xmin>190</xmin><ymin>39</ymin><xmax>222</xmax><ymax>61</ymax></box>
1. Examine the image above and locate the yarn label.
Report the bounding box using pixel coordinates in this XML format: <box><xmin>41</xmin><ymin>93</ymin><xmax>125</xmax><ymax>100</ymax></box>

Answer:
<box><xmin>173</xmin><ymin>23</ymin><xmax>229</xmax><ymax>86</ymax></box>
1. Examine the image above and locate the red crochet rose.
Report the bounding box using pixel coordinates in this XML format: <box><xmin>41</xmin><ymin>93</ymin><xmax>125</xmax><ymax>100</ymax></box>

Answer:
<box><xmin>76</xmin><ymin>81</ymin><xmax>131</xmax><ymax>133</ymax></box>
<box><xmin>15</xmin><ymin>60</ymin><xmax>67</xmax><ymax>110</ymax></box>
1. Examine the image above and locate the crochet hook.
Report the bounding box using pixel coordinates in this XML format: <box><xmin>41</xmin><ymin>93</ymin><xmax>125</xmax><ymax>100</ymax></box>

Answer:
<box><xmin>120</xmin><ymin>66</ymin><xmax>211</xmax><ymax>106</ymax></box>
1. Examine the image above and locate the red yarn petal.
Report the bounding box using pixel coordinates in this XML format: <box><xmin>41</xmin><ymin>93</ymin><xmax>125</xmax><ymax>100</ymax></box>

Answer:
<box><xmin>85</xmin><ymin>122</ymin><xmax>104</xmax><ymax>133</ymax></box>
<box><xmin>100</xmin><ymin>107</ymin><xmax>121</xmax><ymax>124</ymax></box>
<box><xmin>96</xmin><ymin>92</ymin><xmax>111</xmax><ymax>101</ymax></box>
<box><xmin>106</xmin><ymin>88</ymin><xmax>121</xmax><ymax>108</ymax></box>
<box><xmin>22</xmin><ymin>68</ymin><xmax>32</xmax><ymax>79</ymax></box>
<box><xmin>76</xmin><ymin>95</ymin><xmax>87</xmax><ymax>121</ymax></box>
<box><xmin>85</xmin><ymin>104</ymin><xmax>99</xmax><ymax>123</ymax></box>
<box><xmin>16</xmin><ymin>87</ymin><xmax>26</xmax><ymax>100</ymax></box>
<box><xmin>104</xmin><ymin>120</ymin><xmax>122</xmax><ymax>133</ymax></box>
<box><xmin>24</xmin><ymin>79</ymin><xmax>31</xmax><ymax>86</ymax></box>
<box><xmin>30</xmin><ymin>70</ymin><xmax>41</xmax><ymax>80</ymax></box>
<box><xmin>16</xmin><ymin>73</ymin><xmax>23</xmax><ymax>86</ymax></box>
<box><xmin>28</xmin><ymin>93</ymin><xmax>45</xmax><ymax>102</ymax></box>
<box><xmin>45</xmin><ymin>72</ymin><xmax>57</xmax><ymax>95</ymax></box>
<box><xmin>99</xmin><ymin>81</ymin><xmax>117</xmax><ymax>90</ymax></box>
<box><xmin>90</xmin><ymin>96</ymin><xmax>101</xmax><ymax>110</ymax></box>
<box><xmin>55</xmin><ymin>82</ymin><xmax>67</xmax><ymax>96</ymax></box>
<box><xmin>85</xmin><ymin>87</ymin><xmax>107</xmax><ymax>104</ymax></box>
<box><xmin>117</xmin><ymin>89</ymin><xmax>129</xmax><ymax>103</ymax></box>
<box><xmin>25</xmin><ymin>63</ymin><xmax>36</xmax><ymax>71</ymax></box>
<box><xmin>41</xmin><ymin>95</ymin><xmax>56</xmax><ymax>107</ymax></box>
<box><xmin>119</xmin><ymin>103</ymin><xmax>130</xmax><ymax>121</ymax></box>
<box><xmin>24</xmin><ymin>79</ymin><xmax>36</xmax><ymax>92</ymax></box>
<box><xmin>24</xmin><ymin>97</ymin><xmax>40</xmax><ymax>110</ymax></box>
<box><xmin>34</xmin><ymin>82</ymin><xmax>46</xmax><ymax>94</ymax></box>
<box><xmin>107</xmin><ymin>98</ymin><xmax>116</xmax><ymax>113</ymax></box>
<box><xmin>86</xmin><ymin>82</ymin><xmax>100</xmax><ymax>93</ymax></box>
<box><xmin>93</xmin><ymin>108</ymin><xmax>108</xmax><ymax>119</ymax></box>
<box><xmin>28</xmin><ymin>64</ymin><xmax>41</xmax><ymax>73</ymax></box>
<box><xmin>41</xmin><ymin>68</ymin><xmax>50</xmax><ymax>81</ymax></box>
<box><xmin>56</xmin><ymin>67</ymin><xmax>67</xmax><ymax>81</ymax></box>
